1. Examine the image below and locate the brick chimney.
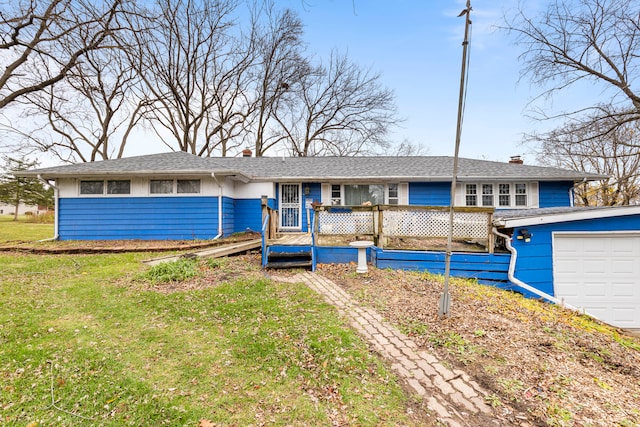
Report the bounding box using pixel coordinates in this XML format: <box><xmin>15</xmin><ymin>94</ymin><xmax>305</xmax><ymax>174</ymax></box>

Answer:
<box><xmin>242</xmin><ymin>148</ymin><xmax>252</xmax><ymax>157</ymax></box>
<box><xmin>509</xmin><ymin>155</ymin><xmax>523</xmax><ymax>164</ymax></box>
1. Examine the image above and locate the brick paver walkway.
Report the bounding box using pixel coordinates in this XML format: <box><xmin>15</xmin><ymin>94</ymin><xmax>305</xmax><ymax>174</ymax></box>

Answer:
<box><xmin>273</xmin><ymin>271</ymin><xmax>530</xmax><ymax>427</ymax></box>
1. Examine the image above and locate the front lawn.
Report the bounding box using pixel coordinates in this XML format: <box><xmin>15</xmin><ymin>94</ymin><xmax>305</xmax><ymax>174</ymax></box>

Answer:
<box><xmin>0</xmin><ymin>214</ymin><xmax>54</xmax><ymax>242</ymax></box>
<box><xmin>0</xmin><ymin>251</ymin><xmax>430</xmax><ymax>426</ymax></box>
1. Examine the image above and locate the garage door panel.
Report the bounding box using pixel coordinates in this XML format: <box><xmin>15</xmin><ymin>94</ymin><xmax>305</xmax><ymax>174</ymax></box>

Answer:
<box><xmin>583</xmin><ymin>282</ymin><xmax>608</xmax><ymax>297</ymax></box>
<box><xmin>583</xmin><ymin>260</ymin><xmax>607</xmax><ymax>274</ymax></box>
<box><xmin>553</xmin><ymin>233</ymin><xmax>640</xmax><ymax>329</ymax></box>
<box><xmin>611</xmin><ymin>282</ymin><xmax>636</xmax><ymax>297</ymax></box>
<box><xmin>610</xmin><ymin>308</ymin><xmax>638</xmax><ymax>324</ymax></box>
<box><xmin>555</xmin><ymin>259</ymin><xmax>580</xmax><ymax>274</ymax></box>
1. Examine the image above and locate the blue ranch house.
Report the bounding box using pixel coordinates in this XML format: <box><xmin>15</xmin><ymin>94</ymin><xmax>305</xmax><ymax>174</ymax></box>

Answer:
<box><xmin>21</xmin><ymin>151</ymin><xmax>640</xmax><ymax>330</ymax></box>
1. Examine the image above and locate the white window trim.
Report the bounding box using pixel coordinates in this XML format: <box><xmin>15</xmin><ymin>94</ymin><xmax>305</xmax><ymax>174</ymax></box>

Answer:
<box><xmin>148</xmin><ymin>178</ymin><xmax>202</xmax><ymax>196</ymax></box>
<box><xmin>456</xmin><ymin>182</ymin><xmax>538</xmax><ymax>209</ymax></box>
<box><xmin>78</xmin><ymin>179</ymin><xmax>131</xmax><ymax>197</ymax></box>
<box><xmin>323</xmin><ymin>183</ymin><xmax>406</xmax><ymax>206</ymax></box>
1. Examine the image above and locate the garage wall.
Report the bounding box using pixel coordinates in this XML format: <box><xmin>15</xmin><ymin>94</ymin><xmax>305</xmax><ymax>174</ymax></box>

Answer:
<box><xmin>509</xmin><ymin>214</ymin><xmax>640</xmax><ymax>298</ymax></box>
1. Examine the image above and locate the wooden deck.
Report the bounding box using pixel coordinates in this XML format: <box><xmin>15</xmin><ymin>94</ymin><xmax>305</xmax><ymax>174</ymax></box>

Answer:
<box><xmin>268</xmin><ymin>233</ymin><xmax>312</xmax><ymax>246</ymax></box>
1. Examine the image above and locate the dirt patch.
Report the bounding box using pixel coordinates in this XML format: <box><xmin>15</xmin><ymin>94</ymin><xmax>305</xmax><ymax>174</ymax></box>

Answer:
<box><xmin>318</xmin><ymin>262</ymin><xmax>640</xmax><ymax>427</ymax></box>
<box><xmin>0</xmin><ymin>232</ymin><xmax>261</xmax><ymax>254</ymax></box>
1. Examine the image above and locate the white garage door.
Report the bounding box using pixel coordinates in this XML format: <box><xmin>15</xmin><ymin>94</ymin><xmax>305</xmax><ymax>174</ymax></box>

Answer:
<box><xmin>553</xmin><ymin>232</ymin><xmax>640</xmax><ymax>329</ymax></box>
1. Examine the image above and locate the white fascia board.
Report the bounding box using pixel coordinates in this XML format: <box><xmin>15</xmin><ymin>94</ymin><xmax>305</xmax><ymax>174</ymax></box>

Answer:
<box><xmin>495</xmin><ymin>206</ymin><xmax>640</xmax><ymax>228</ymax></box>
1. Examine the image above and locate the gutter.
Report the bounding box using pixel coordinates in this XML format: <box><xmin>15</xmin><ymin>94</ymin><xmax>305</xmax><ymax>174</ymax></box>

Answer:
<box><xmin>210</xmin><ymin>173</ymin><xmax>223</xmax><ymax>240</ymax></box>
<box><xmin>492</xmin><ymin>227</ymin><xmax>582</xmax><ymax>312</ymax></box>
<box><xmin>37</xmin><ymin>174</ymin><xmax>59</xmax><ymax>241</ymax></box>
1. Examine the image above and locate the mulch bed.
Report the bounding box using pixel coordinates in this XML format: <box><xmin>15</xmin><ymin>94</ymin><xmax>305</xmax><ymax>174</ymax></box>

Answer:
<box><xmin>0</xmin><ymin>232</ymin><xmax>261</xmax><ymax>254</ymax></box>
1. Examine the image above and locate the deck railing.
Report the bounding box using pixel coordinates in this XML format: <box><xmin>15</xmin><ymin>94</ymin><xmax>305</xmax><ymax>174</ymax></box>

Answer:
<box><xmin>314</xmin><ymin>205</ymin><xmax>495</xmax><ymax>252</ymax></box>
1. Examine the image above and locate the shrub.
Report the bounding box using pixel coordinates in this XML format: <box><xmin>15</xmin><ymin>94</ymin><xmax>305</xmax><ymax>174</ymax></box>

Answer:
<box><xmin>137</xmin><ymin>258</ymin><xmax>200</xmax><ymax>283</ymax></box>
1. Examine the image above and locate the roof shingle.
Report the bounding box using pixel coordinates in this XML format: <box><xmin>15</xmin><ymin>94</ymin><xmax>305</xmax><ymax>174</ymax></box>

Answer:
<box><xmin>20</xmin><ymin>151</ymin><xmax>606</xmax><ymax>182</ymax></box>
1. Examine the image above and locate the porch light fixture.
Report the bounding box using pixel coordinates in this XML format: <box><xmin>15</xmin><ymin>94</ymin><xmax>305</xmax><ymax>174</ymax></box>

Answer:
<box><xmin>304</xmin><ymin>185</ymin><xmax>310</xmax><ymax>196</ymax></box>
<box><xmin>517</xmin><ymin>228</ymin><xmax>532</xmax><ymax>242</ymax></box>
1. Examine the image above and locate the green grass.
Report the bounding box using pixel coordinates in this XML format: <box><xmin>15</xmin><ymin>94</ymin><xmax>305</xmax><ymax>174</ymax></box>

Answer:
<box><xmin>0</xmin><ymin>252</ymin><xmax>424</xmax><ymax>426</ymax></box>
<box><xmin>136</xmin><ymin>258</ymin><xmax>201</xmax><ymax>283</ymax></box>
<box><xmin>0</xmin><ymin>214</ymin><xmax>55</xmax><ymax>242</ymax></box>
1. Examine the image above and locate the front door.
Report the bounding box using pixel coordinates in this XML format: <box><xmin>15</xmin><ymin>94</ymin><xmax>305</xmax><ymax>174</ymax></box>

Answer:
<box><xmin>279</xmin><ymin>183</ymin><xmax>301</xmax><ymax>231</ymax></box>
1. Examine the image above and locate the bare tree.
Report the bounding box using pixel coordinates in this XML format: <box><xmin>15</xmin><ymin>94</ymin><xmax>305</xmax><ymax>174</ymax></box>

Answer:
<box><xmin>504</xmin><ymin>0</ymin><xmax>640</xmax><ymax>139</ymax></box>
<box><xmin>126</xmin><ymin>0</ymin><xmax>257</xmax><ymax>156</ymax></box>
<box><xmin>246</xmin><ymin>5</ymin><xmax>308</xmax><ymax>157</ymax></box>
<box><xmin>386</xmin><ymin>138</ymin><xmax>428</xmax><ymax>157</ymax></box>
<box><xmin>201</xmin><ymin>7</ymin><xmax>259</xmax><ymax>157</ymax></box>
<box><xmin>0</xmin><ymin>0</ymin><xmax>126</xmax><ymax>110</ymax></box>
<box><xmin>20</xmin><ymin>39</ymin><xmax>146</xmax><ymax>163</ymax></box>
<box><xmin>535</xmin><ymin>118</ymin><xmax>640</xmax><ymax>206</ymax></box>
<box><xmin>275</xmin><ymin>50</ymin><xmax>397</xmax><ymax>157</ymax></box>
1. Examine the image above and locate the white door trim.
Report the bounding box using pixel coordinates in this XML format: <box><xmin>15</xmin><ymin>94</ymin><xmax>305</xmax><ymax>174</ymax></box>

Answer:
<box><xmin>279</xmin><ymin>183</ymin><xmax>302</xmax><ymax>231</ymax></box>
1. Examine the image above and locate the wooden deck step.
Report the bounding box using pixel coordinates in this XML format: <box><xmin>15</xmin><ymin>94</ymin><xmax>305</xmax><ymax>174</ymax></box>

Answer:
<box><xmin>266</xmin><ymin>249</ymin><xmax>312</xmax><ymax>270</ymax></box>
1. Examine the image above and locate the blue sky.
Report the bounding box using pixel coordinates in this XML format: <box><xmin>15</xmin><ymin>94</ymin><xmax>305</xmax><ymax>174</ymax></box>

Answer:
<box><xmin>282</xmin><ymin>0</ymin><xmax>544</xmax><ymax>162</ymax></box>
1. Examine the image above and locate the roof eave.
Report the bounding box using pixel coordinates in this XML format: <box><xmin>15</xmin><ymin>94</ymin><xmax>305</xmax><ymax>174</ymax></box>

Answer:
<box><xmin>495</xmin><ymin>206</ymin><xmax>640</xmax><ymax>228</ymax></box>
<box><xmin>18</xmin><ymin>169</ymin><xmax>252</xmax><ymax>180</ymax></box>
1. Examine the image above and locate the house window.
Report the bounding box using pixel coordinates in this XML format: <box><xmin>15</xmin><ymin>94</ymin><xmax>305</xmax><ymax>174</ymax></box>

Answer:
<box><xmin>465</xmin><ymin>184</ymin><xmax>477</xmax><ymax>206</ymax></box>
<box><xmin>150</xmin><ymin>179</ymin><xmax>173</xmax><ymax>194</ymax></box>
<box><xmin>177</xmin><ymin>179</ymin><xmax>200</xmax><ymax>194</ymax></box>
<box><xmin>329</xmin><ymin>184</ymin><xmax>398</xmax><ymax>206</ymax></box>
<box><xmin>463</xmin><ymin>182</ymin><xmax>532</xmax><ymax>208</ymax></box>
<box><xmin>388</xmin><ymin>183</ymin><xmax>399</xmax><ymax>205</ymax></box>
<box><xmin>498</xmin><ymin>184</ymin><xmax>510</xmax><ymax>207</ymax></box>
<box><xmin>107</xmin><ymin>180</ymin><xmax>130</xmax><ymax>195</ymax></box>
<box><xmin>80</xmin><ymin>181</ymin><xmax>104</xmax><ymax>195</ymax></box>
<box><xmin>481</xmin><ymin>184</ymin><xmax>493</xmax><ymax>206</ymax></box>
<box><xmin>515</xmin><ymin>183</ymin><xmax>527</xmax><ymax>206</ymax></box>
<box><xmin>331</xmin><ymin>184</ymin><xmax>341</xmax><ymax>206</ymax></box>
<box><xmin>344</xmin><ymin>184</ymin><xmax>384</xmax><ymax>205</ymax></box>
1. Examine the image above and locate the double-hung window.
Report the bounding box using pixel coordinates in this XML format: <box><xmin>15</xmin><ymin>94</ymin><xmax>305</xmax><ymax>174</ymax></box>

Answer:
<box><xmin>481</xmin><ymin>184</ymin><xmax>494</xmax><ymax>206</ymax></box>
<box><xmin>498</xmin><ymin>184</ymin><xmax>511</xmax><ymax>207</ymax></box>
<box><xmin>462</xmin><ymin>182</ymin><xmax>530</xmax><ymax>208</ymax></box>
<box><xmin>515</xmin><ymin>183</ymin><xmax>527</xmax><ymax>206</ymax></box>
<box><xmin>465</xmin><ymin>184</ymin><xmax>477</xmax><ymax>206</ymax></box>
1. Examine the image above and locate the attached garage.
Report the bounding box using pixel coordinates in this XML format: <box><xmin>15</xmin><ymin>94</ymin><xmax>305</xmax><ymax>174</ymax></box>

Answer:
<box><xmin>494</xmin><ymin>206</ymin><xmax>640</xmax><ymax>331</ymax></box>
<box><xmin>553</xmin><ymin>232</ymin><xmax>640</xmax><ymax>329</ymax></box>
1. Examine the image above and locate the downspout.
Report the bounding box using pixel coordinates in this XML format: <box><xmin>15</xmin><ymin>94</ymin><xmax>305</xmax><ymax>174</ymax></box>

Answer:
<box><xmin>492</xmin><ymin>227</ymin><xmax>582</xmax><ymax>312</ymax></box>
<box><xmin>211</xmin><ymin>173</ymin><xmax>223</xmax><ymax>240</ymax></box>
<box><xmin>37</xmin><ymin>174</ymin><xmax>59</xmax><ymax>241</ymax></box>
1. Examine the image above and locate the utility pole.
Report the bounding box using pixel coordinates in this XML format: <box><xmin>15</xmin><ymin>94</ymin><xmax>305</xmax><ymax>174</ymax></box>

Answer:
<box><xmin>439</xmin><ymin>0</ymin><xmax>472</xmax><ymax>318</ymax></box>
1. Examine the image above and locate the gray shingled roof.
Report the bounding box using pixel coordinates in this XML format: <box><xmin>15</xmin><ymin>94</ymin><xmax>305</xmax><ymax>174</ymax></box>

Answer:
<box><xmin>20</xmin><ymin>151</ymin><xmax>606</xmax><ymax>182</ymax></box>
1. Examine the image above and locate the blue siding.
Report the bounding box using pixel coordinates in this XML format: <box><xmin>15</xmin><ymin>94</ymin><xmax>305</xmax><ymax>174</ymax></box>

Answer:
<box><xmin>409</xmin><ymin>182</ymin><xmax>450</xmax><ymax>206</ymax></box>
<box><xmin>303</xmin><ymin>183</ymin><xmax>322</xmax><ymax>233</ymax></box>
<box><xmin>512</xmin><ymin>214</ymin><xmax>640</xmax><ymax>297</ymax></box>
<box><xmin>59</xmin><ymin>197</ymin><xmax>218</xmax><ymax>240</ymax></box>
<box><xmin>375</xmin><ymin>249</ymin><xmax>511</xmax><ymax>287</ymax></box>
<box><xmin>312</xmin><ymin>245</ymin><xmax>510</xmax><ymax>287</ymax></box>
<box><xmin>234</xmin><ymin>198</ymin><xmax>263</xmax><ymax>233</ymax></box>
<box><xmin>315</xmin><ymin>246</ymin><xmax>361</xmax><ymax>264</ymax></box>
<box><xmin>539</xmin><ymin>181</ymin><xmax>573</xmax><ymax>208</ymax></box>
<box><xmin>221</xmin><ymin>196</ymin><xmax>234</xmax><ymax>236</ymax></box>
